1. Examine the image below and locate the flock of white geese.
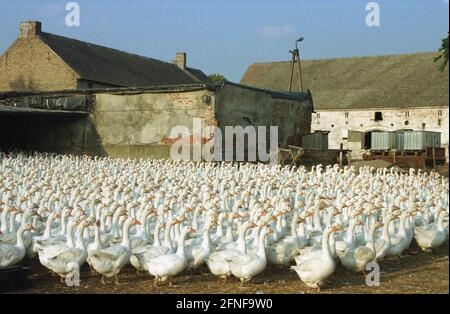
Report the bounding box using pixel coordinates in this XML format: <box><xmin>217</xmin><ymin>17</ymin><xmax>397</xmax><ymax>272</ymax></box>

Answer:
<box><xmin>0</xmin><ymin>152</ymin><xmax>448</xmax><ymax>290</ymax></box>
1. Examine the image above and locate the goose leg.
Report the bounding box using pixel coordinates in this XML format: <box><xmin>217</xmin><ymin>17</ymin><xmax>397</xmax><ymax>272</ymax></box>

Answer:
<box><xmin>114</xmin><ymin>274</ymin><xmax>120</xmax><ymax>285</ymax></box>
<box><xmin>153</xmin><ymin>277</ymin><xmax>159</xmax><ymax>287</ymax></box>
<box><xmin>101</xmin><ymin>275</ymin><xmax>106</xmax><ymax>285</ymax></box>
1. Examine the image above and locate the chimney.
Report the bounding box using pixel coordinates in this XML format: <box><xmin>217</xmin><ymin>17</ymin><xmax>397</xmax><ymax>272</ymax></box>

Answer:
<box><xmin>19</xmin><ymin>21</ymin><xmax>42</xmax><ymax>38</ymax></box>
<box><xmin>174</xmin><ymin>52</ymin><xmax>187</xmax><ymax>70</ymax></box>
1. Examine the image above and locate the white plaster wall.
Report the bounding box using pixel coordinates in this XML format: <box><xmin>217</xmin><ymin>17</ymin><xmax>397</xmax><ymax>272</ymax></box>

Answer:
<box><xmin>311</xmin><ymin>107</ymin><xmax>449</xmax><ymax>159</ymax></box>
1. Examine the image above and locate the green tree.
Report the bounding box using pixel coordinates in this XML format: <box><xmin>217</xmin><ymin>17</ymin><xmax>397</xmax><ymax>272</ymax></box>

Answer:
<box><xmin>208</xmin><ymin>73</ymin><xmax>228</xmax><ymax>84</ymax></box>
<box><xmin>434</xmin><ymin>32</ymin><xmax>449</xmax><ymax>71</ymax></box>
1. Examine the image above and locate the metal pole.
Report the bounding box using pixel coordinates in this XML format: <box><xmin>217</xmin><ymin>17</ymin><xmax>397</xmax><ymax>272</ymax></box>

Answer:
<box><xmin>288</xmin><ymin>50</ymin><xmax>296</xmax><ymax>92</ymax></box>
<box><xmin>296</xmin><ymin>49</ymin><xmax>304</xmax><ymax>92</ymax></box>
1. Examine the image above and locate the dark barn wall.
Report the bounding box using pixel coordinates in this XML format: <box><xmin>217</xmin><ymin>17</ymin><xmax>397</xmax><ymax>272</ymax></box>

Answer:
<box><xmin>0</xmin><ymin>114</ymin><xmax>104</xmax><ymax>156</ymax></box>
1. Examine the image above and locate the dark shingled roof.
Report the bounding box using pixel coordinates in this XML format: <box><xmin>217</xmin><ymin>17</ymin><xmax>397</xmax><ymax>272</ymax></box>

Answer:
<box><xmin>39</xmin><ymin>32</ymin><xmax>207</xmax><ymax>87</ymax></box>
<box><xmin>240</xmin><ymin>52</ymin><xmax>449</xmax><ymax>110</ymax></box>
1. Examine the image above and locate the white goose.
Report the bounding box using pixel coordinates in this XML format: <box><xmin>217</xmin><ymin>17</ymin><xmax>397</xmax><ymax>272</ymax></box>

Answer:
<box><xmin>0</xmin><ymin>223</ymin><xmax>35</xmax><ymax>266</ymax></box>
<box><xmin>147</xmin><ymin>226</ymin><xmax>196</xmax><ymax>286</ymax></box>
<box><xmin>338</xmin><ymin>222</ymin><xmax>383</xmax><ymax>273</ymax></box>
<box><xmin>40</xmin><ymin>220</ymin><xmax>91</xmax><ymax>281</ymax></box>
<box><xmin>266</xmin><ymin>213</ymin><xmax>305</xmax><ymax>265</ymax></box>
<box><xmin>414</xmin><ymin>209</ymin><xmax>448</xmax><ymax>252</ymax></box>
<box><xmin>89</xmin><ymin>217</ymin><xmax>140</xmax><ymax>285</ymax></box>
<box><xmin>226</xmin><ymin>225</ymin><xmax>272</xmax><ymax>286</ymax></box>
<box><xmin>291</xmin><ymin>225</ymin><xmax>341</xmax><ymax>291</ymax></box>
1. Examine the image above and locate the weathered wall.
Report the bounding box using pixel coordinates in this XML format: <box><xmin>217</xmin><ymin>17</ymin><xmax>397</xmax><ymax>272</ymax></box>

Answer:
<box><xmin>312</xmin><ymin>107</ymin><xmax>449</xmax><ymax>158</ymax></box>
<box><xmin>215</xmin><ymin>85</ymin><xmax>312</xmax><ymax>159</ymax></box>
<box><xmin>0</xmin><ymin>37</ymin><xmax>80</xmax><ymax>92</ymax></box>
<box><xmin>92</xmin><ymin>90</ymin><xmax>216</xmax><ymax>159</ymax></box>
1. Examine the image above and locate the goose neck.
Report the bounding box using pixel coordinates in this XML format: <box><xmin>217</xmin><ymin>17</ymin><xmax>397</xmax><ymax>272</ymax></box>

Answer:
<box><xmin>43</xmin><ymin>214</ymin><xmax>55</xmax><ymax>239</ymax></box>
<box><xmin>120</xmin><ymin>220</ymin><xmax>133</xmax><ymax>249</ymax></box>
<box><xmin>321</xmin><ymin>229</ymin><xmax>333</xmax><ymax>259</ymax></box>
<box><xmin>76</xmin><ymin>224</ymin><xmax>87</xmax><ymax>251</ymax></box>
<box><xmin>15</xmin><ymin>225</ymin><xmax>27</xmax><ymax>248</ymax></box>
<box><xmin>176</xmin><ymin>230</ymin><xmax>188</xmax><ymax>257</ymax></box>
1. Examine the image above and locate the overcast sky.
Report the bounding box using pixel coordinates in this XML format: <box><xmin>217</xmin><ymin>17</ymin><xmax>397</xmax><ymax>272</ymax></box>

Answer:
<box><xmin>0</xmin><ymin>0</ymin><xmax>448</xmax><ymax>82</ymax></box>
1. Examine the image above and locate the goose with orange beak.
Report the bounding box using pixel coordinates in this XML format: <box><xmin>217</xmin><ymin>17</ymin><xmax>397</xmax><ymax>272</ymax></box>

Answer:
<box><xmin>90</xmin><ymin>217</ymin><xmax>141</xmax><ymax>285</ymax></box>
<box><xmin>147</xmin><ymin>226</ymin><xmax>197</xmax><ymax>286</ymax></box>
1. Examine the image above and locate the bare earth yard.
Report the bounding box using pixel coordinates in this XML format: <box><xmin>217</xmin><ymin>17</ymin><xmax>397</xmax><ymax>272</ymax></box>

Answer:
<box><xmin>10</xmin><ymin>243</ymin><xmax>449</xmax><ymax>294</ymax></box>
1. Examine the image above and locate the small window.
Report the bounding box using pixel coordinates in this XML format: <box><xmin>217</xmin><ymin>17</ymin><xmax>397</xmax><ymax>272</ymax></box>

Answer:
<box><xmin>344</xmin><ymin>112</ymin><xmax>349</xmax><ymax>118</ymax></box>
<box><xmin>390</xmin><ymin>123</ymin><xmax>394</xmax><ymax>127</ymax></box>
<box><xmin>405</xmin><ymin>120</ymin><xmax>409</xmax><ymax>126</ymax></box>
<box><xmin>316</xmin><ymin>113</ymin><xmax>320</xmax><ymax>118</ymax></box>
<box><xmin>422</xmin><ymin>123</ymin><xmax>426</xmax><ymax>130</ymax></box>
<box><xmin>374</xmin><ymin>112</ymin><xmax>383</xmax><ymax>121</ymax></box>
<box><xmin>405</xmin><ymin>110</ymin><xmax>410</xmax><ymax>117</ymax></box>
<box><xmin>438</xmin><ymin>110</ymin><xmax>443</xmax><ymax>117</ymax></box>
<box><xmin>331</xmin><ymin>124</ymin><xmax>335</xmax><ymax>128</ymax></box>
<box><xmin>438</xmin><ymin>119</ymin><xmax>441</xmax><ymax>126</ymax></box>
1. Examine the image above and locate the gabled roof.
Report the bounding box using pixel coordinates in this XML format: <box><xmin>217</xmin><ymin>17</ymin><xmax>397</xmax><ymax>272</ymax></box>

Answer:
<box><xmin>39</xmin><ymin>32</ymin><xmax>207</xmax><ymax>87</ymax></box>
<box><xmin>240</xmin><ymin>52</ymin><xmax>449</xmax><ymax>110</ymax></box>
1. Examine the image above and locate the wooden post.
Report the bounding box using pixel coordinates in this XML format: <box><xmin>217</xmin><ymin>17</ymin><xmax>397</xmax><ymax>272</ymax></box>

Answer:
<box><xmin>347</xmin><ymin>153</ymin><xmax>351</xmax><ymax>166</ymax></box>
<box><xmin>432</xmin><ymin>147</ymin><xmax>436</xmax><ymax>170</ymax></box>
<box><xmin>339</xmin><ymin>143</ymin><xmax>343</xmax><ymax>168</ymax></box>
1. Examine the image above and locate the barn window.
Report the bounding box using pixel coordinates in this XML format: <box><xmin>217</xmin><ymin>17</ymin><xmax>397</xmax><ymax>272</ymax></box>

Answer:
<box><xmin>422</xmin><ymin>123</ymin><xmax>426</xmax><ymax>130</ymax></box>
<box><xmin>438</xmin><ymin>119</ymin><xmax>441</xmax><ymax>126</ymax></box>
<box><xmin>374</xmin><ymin>112</ymin><xmax>383</xmax><ymax>121</ymax></box>
<box><xmin>316</xmin><ymin>113</ymin><xmax>321</xmax><ymax>118</ymax></box>
<box><xmin>438</xmin><ymin>110</ymin><xmax>443</xmax><ymax>116</ymax></box>
<box><xmin>405</xmin><ymin>121</ymin><xmax>409</xmax><ymax>126</ymax></box>
<box><xmin>344</xmin><ymin>112</ymin><xmax>349</xmax><ymax>118</ymax></box>
<box><xmin>331</xmin><ymin>124</ymin><xmax>335</xmax><ymax>128</ymax></box>
<box><xmin>405</xmin><ymin>110</ymin><xmax>410</xmax><ymax>117</ymax></box>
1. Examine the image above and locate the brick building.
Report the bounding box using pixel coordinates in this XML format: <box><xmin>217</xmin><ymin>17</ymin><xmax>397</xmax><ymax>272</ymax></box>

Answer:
<box><xmin>241</xmin><ymin>52</ymin><xmax>449</xmax><ymax>158</ymax></box>
<box><xmin>0</xmin><ymin>21</ymin><xmax>313</xmax><ymax>160</ymax></box>
<box><xmin>0</xmin><ymin>21</ymin><xmax>210</xmax><ymax>92</ymax></box>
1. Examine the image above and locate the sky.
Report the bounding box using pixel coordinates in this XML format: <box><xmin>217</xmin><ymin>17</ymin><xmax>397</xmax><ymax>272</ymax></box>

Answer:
<box><xmin>0</xmin><ymin>0</ymin><xmax>448</xmax><ymax>82</ymax></box>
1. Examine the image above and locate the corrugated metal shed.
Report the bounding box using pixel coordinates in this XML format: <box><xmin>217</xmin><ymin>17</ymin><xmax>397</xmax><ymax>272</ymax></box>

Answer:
<box><xmin>301</xmin><ymin>132</ymin><xmax>329</xmax><ymax>150</ymax></box>
<box><xmin>403</xmin><ymin>131</ymin><xmax>441</xmax><ymax>150</ymax></box>
<box><xmin>371</xmin><ymin>132</ymin><xmax>396</xmax><ymax>150</ymax></box>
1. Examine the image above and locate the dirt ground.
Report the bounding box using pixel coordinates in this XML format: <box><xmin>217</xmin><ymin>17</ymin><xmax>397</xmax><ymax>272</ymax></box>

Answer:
<box><xmin>8</xmin><ymin>243</ymin><xmax>449</xmax><ymax>294</ymax></box>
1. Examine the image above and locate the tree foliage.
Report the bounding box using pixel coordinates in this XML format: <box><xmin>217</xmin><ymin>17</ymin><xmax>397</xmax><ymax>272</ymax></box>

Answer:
<box><xmin>208</xmin><ymin>73</ymin><xmax>228</xmax><ymax>84</ymax></box>
<box><xmin>434</xmin><ymin>32</ymin><xmax>449</xmax><ymax>72</ymax></box>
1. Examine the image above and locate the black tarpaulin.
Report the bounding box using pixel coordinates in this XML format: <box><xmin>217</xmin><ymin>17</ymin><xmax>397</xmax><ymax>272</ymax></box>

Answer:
<box><xmin>1</xmin><ymin>95</ymin><xmax>92</xmax><ymax>112</ymax></box>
